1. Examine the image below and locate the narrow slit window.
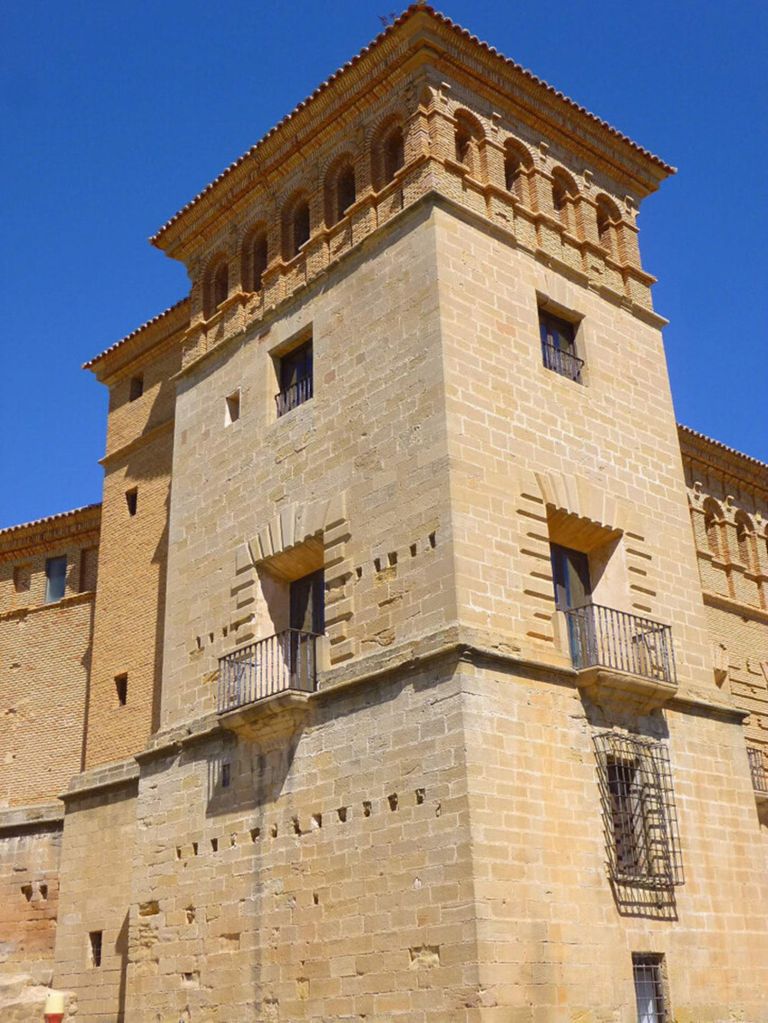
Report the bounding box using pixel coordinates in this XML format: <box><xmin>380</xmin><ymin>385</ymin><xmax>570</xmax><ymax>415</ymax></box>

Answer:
<box><xmin>126</xmin><ymin>488</ymin><xmax>138</xmax><ymax>517</ymax></box>
<box><xmin>89</xmin><ymin>930</ymin><xmax>103</xmax><ymax>968</ymax></box>
<box><xmin>115</xmin><ymin>674</ymin><xmax>128</xmax><ymax>707</ymax></box>
<box><xmin>225</xmin><ymin>390</ymin><xmax>240</xmax><ymax>426</ymax></box>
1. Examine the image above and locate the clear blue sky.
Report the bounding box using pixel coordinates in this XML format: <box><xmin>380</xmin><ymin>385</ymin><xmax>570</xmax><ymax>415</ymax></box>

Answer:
<box><xmin>1</xmin><ymin>1</ymin><xmax>766</xmax><ymax>529</ymax></box>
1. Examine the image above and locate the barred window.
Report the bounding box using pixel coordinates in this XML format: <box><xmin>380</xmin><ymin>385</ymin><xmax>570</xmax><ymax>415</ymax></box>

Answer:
<box><xmin>594</xmin><ymin>732</ymin><xmax>683</xmax><ymax>887</ymax></box>
<box><xmin>632</xmin><ymin>953</ymin><xmax>668</xmax><ymax>1023</ymax></box>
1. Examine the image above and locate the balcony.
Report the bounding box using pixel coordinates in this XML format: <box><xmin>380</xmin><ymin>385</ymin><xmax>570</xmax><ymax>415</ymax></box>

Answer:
<box><xmin>218</xmin><ymin>630</ymin><xmax>317</xmax><ymax>718</ymax></box>
<box><xmin>747</xmin><ymin>748</ymin><xmax>768</xmax><ymax>806</ymax></box>
<box><xmin>542</xmin><ymin>340</ymin><xmax>584</xmax><ymax>383</ymax></box>
<box><xmin>275</xmin><ymin>375</ymin><xmax>312</xmax><ymax>417</ymax></box>
<box><xmin>562</xmin><ymin>604</ymin><xmax>677</xmax><ymax>711</ymax></box>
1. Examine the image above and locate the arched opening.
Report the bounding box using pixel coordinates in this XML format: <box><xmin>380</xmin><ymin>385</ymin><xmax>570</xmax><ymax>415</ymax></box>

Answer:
<box><xmin>735</xmin><ymin>513</ymin><xmax>754</xmax><ymax>571</ymax></box>
<box><xmin>703</xmin><ymin>502</ymin><xmax>721</xmax><ymax>559</ymax></box>
<box><xmin>204</xmin><ymin>258</ymin><xmax>229</xmax><ymax>318</ymax></box>
<box><xmin>336</xmin><ymin>165</ymin><xmax>356</xmax><ymax>219</ymax></box>
<box><xmin>283</xmin><ymin>196</ymin><xmax>311</xmax><ymax>260</ymax></box>
<box><xmin>453</xmin><ymin>110</ymin><xmax>484</xmax><ymax>178</ymax></box>
<box><xmin>552</xmin><ymin>170</ymin><xmax>579</xmax><ymax>233</ymax></box>
<box><xmin>596</xmin><ymin>196</ymin><xmax>621</xmax><ymax>257</ymax></box>
<box><xmin>504</xmin><ymin>140</ymin><xmax>531</xmax><ymax>203</ymax></box>
<box><xmin>244</xmin><ymin>230</ymin><xmax>268</xmax><ymax>292</ymax></box>
<box><xmin>381</xmin><ymin>125</ymin><xmax>404</xmax><ymax>187</ymax></box>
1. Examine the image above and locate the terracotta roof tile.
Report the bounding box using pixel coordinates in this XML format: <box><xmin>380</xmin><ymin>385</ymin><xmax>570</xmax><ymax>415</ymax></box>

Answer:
<box><xmin>678</xmin><ymin>423</ymin><xmax>768</xmax><ymax>474</ymax></box>
<box><xmin>82</xmin><ymin>297</ymin><xmax>189</xmax><ymax>371</ymax></box>
<box><xmin>150</xmin><ymin>4</ymin><xmax>673</xmax><ymax>247</ymax></box>
<box><xmin>0</xmin><ymin>504</ymin><xmax>101</xmax><ymax>540</ymax></box>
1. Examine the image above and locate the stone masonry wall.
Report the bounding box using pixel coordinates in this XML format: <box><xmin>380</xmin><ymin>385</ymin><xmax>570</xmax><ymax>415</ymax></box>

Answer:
<box><xmin>161</xmin><ymin>206</ymin><xmax>456</xmax><ymax>727</ymax></box>
<box><xmin>126</xmin><ymin>659</ymin><xmax>478</xmax><ymax>1022</ymax></box>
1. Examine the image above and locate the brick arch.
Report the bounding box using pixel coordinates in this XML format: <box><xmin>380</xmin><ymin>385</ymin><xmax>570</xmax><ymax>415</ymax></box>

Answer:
<box><xmin>323</xmin><ymin>150</ymin><xmax>357</xmax><ymax>227</ymax></box>
<box><xmin>595</xmin><ymin>192</ymin><xmax>623</xmax><ymax>258</ymax></box>
<box><xmin>551</xmin><ymin>167</ymin><xmax>582</xmax><ymax>236</ymax></box>
<box><xmin>369</xmin><ymin>112</ymin><xmax>406</xmax><ymax>190</ymax></box>
<box><xmin>201</xmin><ymin>250</ymin><xmax>230</xmax><ymax>319</ymax></box>
<box><xmin>503</xmin><ymin>136</ymin><xmax>535</xmax><ymax>204</ymax></box>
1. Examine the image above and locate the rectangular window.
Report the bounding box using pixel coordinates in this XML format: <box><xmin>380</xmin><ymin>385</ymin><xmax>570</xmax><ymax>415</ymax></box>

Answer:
<box><xmin>288</xmin><ymin>569</ymin><xmax>324</xmax><ymax>689</ymax></box>
<box><xmin>594</xmin><ymin>732</ymin><xmax>684</xmax><ymax>888</ymax></box>
<box><xmin>539</xmin><ymin>308</ymin><xmax>583</xmax><ymax>383</ymax></box>
<box><xmin>550</xmin><ymin>543</ymin><xmax>591</xmax><ymax>610</ymax></box>
<box><xmin>115</xmin><ymin>674</ymin><xmax>128</xmax><ymax>707</ymax></box>
<box><xmin>276</xmin><ymin>339</ymin><xmax>313</xmax><ymax>417</ymax></box>
<box><xmin>129</xmin><ymin>374</ymin><xmax>144</xmax><ymax>401</ymax></box>
<box><xmin>632</xmin><ymin>954</ymin><xmax>667</xmax><ymax>1023</ymax></box>
<box><xmin>89</xmin><ymin>930</ymin><xmax>103</xmax><ymax>968</ymax></box>
<box><xmin>44</xmin><ymin>556</ymin><xmax>67</xmax><ymax>604</ymax></box>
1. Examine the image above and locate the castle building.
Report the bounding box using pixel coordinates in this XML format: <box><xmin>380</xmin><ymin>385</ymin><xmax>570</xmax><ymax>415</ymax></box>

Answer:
<box><xmin>2</xmin><ymin>6</ymin><xmax>767</xmax><ymax>1021</ymax></box>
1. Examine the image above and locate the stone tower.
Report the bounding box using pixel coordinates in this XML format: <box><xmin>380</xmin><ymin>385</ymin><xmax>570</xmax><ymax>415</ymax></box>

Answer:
<box><xmin>2</xmin><ymin>6</ymin><xmax>767</xmax><ymax>1022</ymax></box>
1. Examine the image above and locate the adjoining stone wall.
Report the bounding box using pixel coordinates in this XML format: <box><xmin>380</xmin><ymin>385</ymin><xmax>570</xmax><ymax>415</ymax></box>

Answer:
<box><xmin>0</xmin><ymin>816</ymin><xmax>62</xmax><ymax>984</ymax></box>
<box><xmin>125</xmin><ymin>658</ymin><xmax>478</xmax><ymax>1022</ymax></box>
<box><xmin>53</xmin><ymin>779</ymin><xmax>137</xmax><ymax>1023</ymax></box>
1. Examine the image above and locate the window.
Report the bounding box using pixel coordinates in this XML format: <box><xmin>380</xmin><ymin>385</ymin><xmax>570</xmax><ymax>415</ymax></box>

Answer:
<box><xmin>594</xmin><ymin>732</ymin><xmax>684</xmax><ymax>888</ymax></box>
<box><xmin>78</xmin><ymin>547</ymin><xmax>98</xmax><ymax>593</ymax></box>
<box><xmin>13</xmin><ymin>564</ymin><xmax>31</xmax><ymax>594</ymax></box>
<box><xmin>551</xmin><ymin>170</ymin><xmax>579</xmax><ymax>234</ymax></box>
<box><xmin>292</xmin><ymin>200</ymin><xmax>310</xmax><ymax>256</ymax></box>
<box><xmin>550</xmin><ymin>543</ymin><xmax>591</xmax><ymax>610</ymax></box>
<box><xmin>382</xmin><ymin>126</ymin><xmax>404</xmax><ymax>186</ymax></box>
<box><xmin>734</xmin><ymin>513</ymin><xmax>754</xmax><ymax>570</ymax></box>
<box><xmin>632</xmin><ymin>954</ymin><xmax>668</xmax><ymax>1023</ymax></box>
<box><xmin>45</xmin><ymin>556</ymin><xmax>67</xmax><ymax>604</ymax></box>
<box><xmin>453</xmin><ymin>111</ymin><xmax>483</xmax><ymax>177</ymax></box>
<box><xmin>276</xmin><ymin>339</ymin><xmax>313</xmax><ymax>417</ymax></box>
<box><xmin>596</xmin><ymin>196</ymin><xmax>621</xmax><ymax>257</ymax></box>
<box><xmin>336</xmin><ymin>165</ymin><xmax>356</xmax><ymax>221</ymax></box>
<box><xmin>204</xmin><ymin>259</ymin><xmax>229</xmax><ymax>318</ymax></box>
<box><xmin>129</xmin><ymin>374</ymin><xmax>144</xmax><ymax>401</ymax></box>
<box><xmin>225</xmin><ymin>390</ymin><xmax>240</xmax><ymax>426</ymax></box>
<box><xmin>89</xmin><ymin>930</ymin><xmax>103</xmax><ymax>968</ymax></box>
<box><xmin>115</xmin><ymin>674</ymin><xmax>128</xmax><ymax>707</ymax></box>
<box><xmin>703</xmin><ymin>500</ymin><xmax>721</xmax><ymax>558</ymax></box>
<box><xmin>244</xmin><ymin>230</ymin><xmax>268</xmax><ymax>292</ymax></box>
<box><xmin>539</xmin><ymin>308</ymin><xmax>583</xmax><ymax>383</ymax></box>
<box><xmin>125</xmin><ymin>488</ymin><xmax>138</xmax><ymax>517</ymax></box>
<box><xmin>221</xmin><ymin>762</ymin><xmax>231</xmax><ymax>788</ymax></box>
<box><xmin>504</xmin><ymin>141</ymin><xmax>530</xmax><ymax>202</ymax></box>
<box><xmin>289</xmin><ymin>569</ymin><xmax>325</xmax><ymax>688</ymax></box>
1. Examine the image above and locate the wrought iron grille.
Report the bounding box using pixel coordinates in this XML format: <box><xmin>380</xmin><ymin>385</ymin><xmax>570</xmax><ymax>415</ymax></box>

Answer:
<box><xmin>564</xmin><ymin>604</ymin><xmax>676</xmax><ymax>685</ymax></box>
<box><xmin>632</xmin><ymin>953</ymin><xmax>668</xmax><ymax>1023</ymax></box>
<box><xmin>747</xmin><ymin>747</ymin><xmax>768</xmax><ymax>794</ymax></box>
<box><xmin>218</xmin><ymin>630</ymin><xmax>317</xmax><ymax>713</ymax></box>
<box><xmin>541</xmin><ymin>339</ymin><xmax>584</xmax><ymax>382</ymax></box>
<box><xmin>594</xmin><ymin>732</ymin><xmax>684</xmax><ymax>888</ymax></box>
<box><xmin>275</xmin><ymin>375</ymin><xmax>312</xmax><ymax>417</ymax></box>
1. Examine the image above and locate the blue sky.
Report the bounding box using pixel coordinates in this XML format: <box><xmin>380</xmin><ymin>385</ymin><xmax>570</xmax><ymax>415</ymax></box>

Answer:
<box><xmin>1</xmin><ymin>1</ymin><xmax>766</xmax><ymax>528</ymax></box>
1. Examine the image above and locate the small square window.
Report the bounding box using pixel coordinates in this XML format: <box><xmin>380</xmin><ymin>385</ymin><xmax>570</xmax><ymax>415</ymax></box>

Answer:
<box><xmin>539</xmin><ymin>308</ymin><xmax>583</xmax><ymax>383</ymax></box>
<box><xmin>125</xmin><ymin>488</ymin><xmax>138</xmax><ymax>517</ymax></box>
<box><xmin>276</xmin><ymin>339</ymin><xmax>313</xmax><ymax>417</ymax></box>
<box><xmin>632</xmin><ymin>953</ymin><xmax>668</xmax><ymax>1022</ymax></box>
<box><xmin>89</xmin><ymin>930</ymin><xmax>103</xmax><ymax>968</ymax></box>
<box><xmin>44</xmin><ymin>556</ymin><xmax>67</xmax><ymax>604</ymax></box>
<box><xmin>115</xmin><ymin>674</ymin><xmax>128</xmax><ymax>706</ymax></box>
<box><xmin>129</xmin><ymin>374</ymin><xmax>144</xmax><ymax>401</ymax></box>
<box><xmin>225</xmin><ymin>390</ymin><xmax>240</xmax><ymax>426</ymax></box>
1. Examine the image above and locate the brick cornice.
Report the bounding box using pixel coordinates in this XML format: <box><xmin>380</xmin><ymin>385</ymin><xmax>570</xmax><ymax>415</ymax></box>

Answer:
<box><xmin>0</xmin><ymin>505</ymin><xmax>101</xmax><ymax>559</ymax></box>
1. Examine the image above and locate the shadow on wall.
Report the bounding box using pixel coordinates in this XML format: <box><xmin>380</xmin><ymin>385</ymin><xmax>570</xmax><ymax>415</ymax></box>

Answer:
<box><xmin>115</xmin><ymin>910</ymin><xmax>129</xmax><ymax>1023</ymax></box>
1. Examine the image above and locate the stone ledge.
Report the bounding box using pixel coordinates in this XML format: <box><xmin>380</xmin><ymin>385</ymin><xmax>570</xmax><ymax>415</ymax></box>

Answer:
<box><xmin>60</xmin><ymin>758</ymin><xmax>139</xmax><ymax>803</ymax></box>
<box><xmin>0</xmin><ymin>802</ymin><xmax>64</xmax><ymax>834</ymax></box>
<box><xmin>575</xmin><ymin>664</ymin><xmax>678</xmax><ymax>714</ymax></box>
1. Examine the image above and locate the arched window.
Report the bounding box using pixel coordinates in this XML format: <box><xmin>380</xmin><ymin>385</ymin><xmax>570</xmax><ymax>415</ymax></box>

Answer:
<box><xmin>243</xmin><ymin>229</ymin><xmax>268</xmax><ymax>292</ymax></box>
<box><xmin>325</xmin><ymin>159</ymin><xmax>356</xmax><ymax>226</ymax></box>
<box><xmin>596</xmin><ymin>196</ymin><xmax>621</xmax><ymax>257</ymax></box>
<box><xmin>204</xmin><ymin>258</ymin><xmax>229</xmax><ymax>318</ymax></box>
<box><xmin>703</xmin><ymin>502</ymin><xmax>721</xmax><ymax>558</ymax></box>
<box><xmin>381</xmin><ymin>125</ymin><xmax>404</xmax><ymax>186</ymax></box>
<box><xmin>504</xmin><ymin>140</ymin><xmax>531</xmax><ymax>203</ymax></box>
<box><xmin>735</xmin><ymin>513</ymin><xmax>755</xmax><ymax>571</ymax></box>
<box><xmin>453</xmin><ymin>111</ymin><xmax>484</xmax><ymax>178</ymax></box>
<box><xmin>283</xmin><ymin>197</ymin><xmax>311</xmax><ymax>260</ymax></box>
<box><xmin>336</xmin><ymin>165</ymin><xmax>356</xmax><ymax>218</ymax></box>
<box><xmin>552</xmin><ymin>170</ymin><xmax>578</xmax><ymax>233</ymax></box>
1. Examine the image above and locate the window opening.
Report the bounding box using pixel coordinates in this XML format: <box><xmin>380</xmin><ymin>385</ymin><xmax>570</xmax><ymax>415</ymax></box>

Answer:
<box><xmin>595</xmin><ymin>733</ymin><xmax>684</xmax><ymax>888</ymax></box>
<box><xmin>276</xmin><ymin>339</ymin><xmax>313</xmax><ymax>416</ymax></box>
<box><xmin>45</xmin><ymin>556</ymin><xmax>67</xmax><ymax>604</ymax></box>
<box><xmin>632</xmin><ymin>954</ymin><xmax>668</xmax><ymax>1023</ymax></box>
<box><xmin>288</xmin><ymin>569</ymin><xmax>324</xmax><ymax>690</ymax></box>
<box><xmin>539</xmin><ymin>308</ymin><xmax>583</xmax><ymax>383</ymax></box>
<box><xmin>129</xmin><ymin>374</ymin><xmax>144</xmax><ymax>401</ymax></box>
<box><xmin>225</xmin><ymin>390</ymin><xmax>240</xmax><ymax>426</ymax></box>
<box><xmin>250</xmin><ymin>233</ymin><xmax>268</xmax><ymax>292</ymax></box>
<box><xmin>89</xmin><ymin>930</ymin><xmax>103</xmax><ymax>968</ymax></box>
<box><xmin>336</xmin><ymin>166</ymin><xmax>356</xmax><ymax>220</ymax></box>
<box><xmin>125</xmin><ymin>488</ymin><xmax>138</xmax><ymax>517</ymax></box>
<box><xmin>213</xmin><ymin>262</ymin><xmax>228</xmax><ymax>309</ymax></box>
<box><xmin>292</xmin><ymin>201</ymin><xmax>310</xmax><ymax>255</ymax></box>
<box><xmin>115</xmin><ymin>674</ymin><xmax>128</xmax><ymax>707</ymax></box>
<box><xmin>382</xmin><ymin>127</ymin><xmax>404</xmax><ymax>185</ymax></box>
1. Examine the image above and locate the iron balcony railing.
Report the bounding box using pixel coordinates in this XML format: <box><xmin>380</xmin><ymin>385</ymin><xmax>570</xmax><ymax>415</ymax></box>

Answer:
<box><xmin>218</xmin><ymin>629</ymin><xmax>317</xmax><ymax>713</ymax></box>
<box><xmin>747</xmin><ymin>747</ymin><xmax>768</xmax><ymax>795</ymax></box>
<box><xmin>563</xmin><ymin>604</ymin><xmax>676</xmax><ymax>685</ymax></box>
<box><xmin>542</xmin><ymin>340</ymin><xmax>584</xmax><ymax>383</ymax></box>
<box><xmin>275</xmin><ymin>376</ymin><xmax>312</xmax><ymax>417</ymax></box>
